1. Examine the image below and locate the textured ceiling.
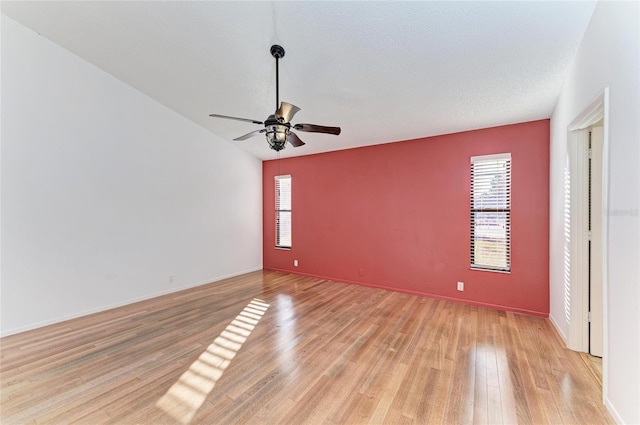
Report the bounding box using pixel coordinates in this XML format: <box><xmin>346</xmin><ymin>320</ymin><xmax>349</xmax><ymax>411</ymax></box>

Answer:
<box><xmin>2</xmin><ymin>1</ymin><xmax>596</xmax><ymax>160</ymax></box>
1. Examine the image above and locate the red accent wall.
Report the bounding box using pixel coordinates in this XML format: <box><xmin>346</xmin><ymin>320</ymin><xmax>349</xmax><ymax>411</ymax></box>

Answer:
<box><xmin>263</xmin><ymin>120</ymin><xmax>550</xmax><ymax>316</ymax></box>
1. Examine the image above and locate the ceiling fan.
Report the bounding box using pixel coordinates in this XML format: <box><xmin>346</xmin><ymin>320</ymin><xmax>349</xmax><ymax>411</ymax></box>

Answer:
<box><xmin>209</xmin><ymin>44</ymin><xmax>341</xmax><ymax>152</ymax></box>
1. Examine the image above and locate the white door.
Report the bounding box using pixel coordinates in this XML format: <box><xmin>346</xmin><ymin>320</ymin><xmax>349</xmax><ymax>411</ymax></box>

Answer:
<box><xmin>589</xmin><ymin>126</ymin><xmax>604</xmax><ymax>357</ymax></box>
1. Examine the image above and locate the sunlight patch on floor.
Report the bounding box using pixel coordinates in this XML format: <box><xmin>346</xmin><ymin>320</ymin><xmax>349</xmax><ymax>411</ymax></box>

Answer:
<box><xmin>156</xmin><ymin>298</ymin><xmax>269</xmax><ymax>424</ymax></box>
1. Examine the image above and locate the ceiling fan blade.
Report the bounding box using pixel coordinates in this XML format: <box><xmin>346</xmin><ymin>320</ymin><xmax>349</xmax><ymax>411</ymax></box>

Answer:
<box><xmin>288</xmin><ymin>132</ymin><xmax>305</xmax><ymax>147</ymax></box>
<box><xmin>293</xmin><ymin>123</ymin><xmax>341</xmax><ymax>135</ymax></box>
<box><xmin>209</xmin><ymin>114</ymin><xmax>263</xmax><ymax>125</ymax></box>
<box><xmin>275</xmin><ymin>102</ymin><xmax>301</xmax><ymax>123</ymax></box>
<box><xmin>234</xmin><ymin>129</ymin><xmax>266</xmax><ymax>141</ymax></box>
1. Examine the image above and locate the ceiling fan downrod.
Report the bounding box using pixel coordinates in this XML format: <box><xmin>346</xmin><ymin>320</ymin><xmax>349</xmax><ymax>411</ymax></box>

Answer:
<box><xmin>270</xmin><ymin>44</ymin><xmax>285</xmax><ymax>112</ymax></box>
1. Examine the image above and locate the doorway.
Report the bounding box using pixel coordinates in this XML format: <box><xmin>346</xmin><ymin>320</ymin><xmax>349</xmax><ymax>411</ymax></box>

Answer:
<box><xmin>565</xmin><ymin>88</ymin><xmax>609</xmax><ymax>402</ymax></box>
<box><xmin>588</xmin><ymin>124</ymin><xmax>604</xmax><ymax>358</ymax></box>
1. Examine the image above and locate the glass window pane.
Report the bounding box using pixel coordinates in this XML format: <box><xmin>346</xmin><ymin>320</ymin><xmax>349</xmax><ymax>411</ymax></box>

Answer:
<box><xmin>470</xmin><ymin>155</ymin><xmax>511</xmax><ymax>271</ymax></box>
<box><xmin>277</xmin><ymin>211</ymin><xmax>291</xmax><ymax>247</ymax></box>
<box><xmin>275</xmin><ymin>175</ymin><xmax>292</xmax><ymax>248</ymax></box>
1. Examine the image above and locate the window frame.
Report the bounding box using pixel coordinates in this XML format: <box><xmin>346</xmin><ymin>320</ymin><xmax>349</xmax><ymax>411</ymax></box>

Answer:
<box><xmin>470</xmin><ymin>153</ymin><xmax>511</xmax><ymax>273</ymax></box>
<box><xmin>275</xmin><ymin>175</ymin><xmax>292</xmax><ymax>250</ymax></box>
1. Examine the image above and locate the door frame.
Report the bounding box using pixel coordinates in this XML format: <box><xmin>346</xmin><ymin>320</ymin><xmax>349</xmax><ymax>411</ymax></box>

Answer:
<box><xmin>566</xmin><ymin>88</ymin><xmax>609</xmax><ymax>402</ymax></box>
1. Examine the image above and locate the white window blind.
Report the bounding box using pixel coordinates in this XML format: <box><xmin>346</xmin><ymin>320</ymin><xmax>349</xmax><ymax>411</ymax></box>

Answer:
<box><xmin>275</xmin><ymin>175</ymin><xmax>292</xmax><ymax>249</ymax></box>
<box><xmin>470</xmin><ymin>153</ymin><xmax>511</xmax><ymax>272</ymax></box>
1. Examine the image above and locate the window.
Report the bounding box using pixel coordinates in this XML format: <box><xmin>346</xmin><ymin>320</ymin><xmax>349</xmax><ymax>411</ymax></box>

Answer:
<box><xmin>470</xmin><ymin>153</ymin><xmax>511</xmax><ymax>272</ymax></box>
<box><xmin>275</xmin><ymin>175</ymin><xmax>292</xmax><ymax>249</ymax></box>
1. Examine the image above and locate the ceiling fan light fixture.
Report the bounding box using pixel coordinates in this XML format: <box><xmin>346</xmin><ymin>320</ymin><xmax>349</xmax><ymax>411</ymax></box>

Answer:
<box><xmin>266</xmin><ymin>124</ymin><xmax>289</xmax><ymax>151</ymax></box>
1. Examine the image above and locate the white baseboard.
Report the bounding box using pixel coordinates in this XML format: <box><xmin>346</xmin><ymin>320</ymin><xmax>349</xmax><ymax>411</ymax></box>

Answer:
<box><xmin>0</xmin><ymin>267</ymin><xmax>262</xmax><ymax>338</ymax></box>
<box><xmin>548</xmin><ymin>313</ymin><xmax>568</xmax><ymax>344</ymax></box>
<box><xmin>604</xmin><ymin>397</ymin><xmax>625</xmax><ymax>425</ymax></box>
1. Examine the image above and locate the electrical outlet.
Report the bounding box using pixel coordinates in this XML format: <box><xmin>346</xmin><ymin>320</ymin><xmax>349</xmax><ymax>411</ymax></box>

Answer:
<box><xmin>294</xmin><ymin>260</ymin><xmax>298</xmax><ymax>267</ymax></box>
<box><xmin>169</xmin><ymin>275</ymin><xmax>175</xmax><ymax>283</ymax></box>
<box><xmin>457</xmin><ymin>281</ymin><xmax>464</xmax><ymax>291</ymax></box>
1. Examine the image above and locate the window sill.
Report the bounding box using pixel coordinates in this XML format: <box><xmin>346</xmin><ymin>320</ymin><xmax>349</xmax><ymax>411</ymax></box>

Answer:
<box><xmin>470</xmin><ymin>266</ymin><xmax>511</xmax><ymax>274</ymax></box>
<box><xmin>275</xmin><ymin>246</ymin><xmax>292</xmax><ymax>251</ymax></box>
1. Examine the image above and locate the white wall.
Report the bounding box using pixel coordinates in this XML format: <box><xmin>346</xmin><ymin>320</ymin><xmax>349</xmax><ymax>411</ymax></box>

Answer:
<box><xmin>0</xmin><ymin>15</ymin><xmax>263</xmax><ymax>336</ymax></box>
<box><xmin>549</xmin><ymin>2</ymin><xmax>639</xmax><ymax>424</ymax></box>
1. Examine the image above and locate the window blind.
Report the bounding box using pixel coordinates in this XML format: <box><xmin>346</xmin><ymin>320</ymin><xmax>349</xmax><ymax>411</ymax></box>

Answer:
<box><xmin>470</xmin><ymin>153</ymin><xmax>511</xmax><ymax>272</ymax></box>
<box><xmin>275</xmin><ymin>175</ymin><xmax>292</xmax><ymax>249</ymax></box>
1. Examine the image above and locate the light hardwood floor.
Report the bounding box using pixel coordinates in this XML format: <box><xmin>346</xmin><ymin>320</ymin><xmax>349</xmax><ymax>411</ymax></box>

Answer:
<box><xmin>1</xmin><ymin>271</ymin><xmax>613</xmax><ymax>424</ymax></box>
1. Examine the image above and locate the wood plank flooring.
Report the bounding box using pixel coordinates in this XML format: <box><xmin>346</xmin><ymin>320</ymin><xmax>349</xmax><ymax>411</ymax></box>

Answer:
<box><xmin>0</xmin><ymin>271</ymin><xmax>613</xmax><ymax>424</ymax></box>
